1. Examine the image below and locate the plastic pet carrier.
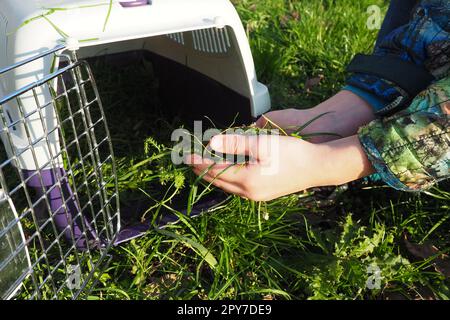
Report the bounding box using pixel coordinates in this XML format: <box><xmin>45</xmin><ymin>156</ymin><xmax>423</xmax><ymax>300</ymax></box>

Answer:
<box><xmin>0</xmin><ymin>0</ymin><xmax>270</xmax><ymax>299</ymax></box>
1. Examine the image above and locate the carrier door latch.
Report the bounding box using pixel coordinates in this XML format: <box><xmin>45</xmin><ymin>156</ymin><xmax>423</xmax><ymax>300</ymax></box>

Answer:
<box><xmin>120</xmin><ymin>0</ymin><xmax>152</xmax><ymax>8</ymax></box>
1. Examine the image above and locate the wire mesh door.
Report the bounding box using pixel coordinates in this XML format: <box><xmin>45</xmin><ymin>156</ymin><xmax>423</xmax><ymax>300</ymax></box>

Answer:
<box><xmin>0</xmin><ymin>46</ymin><xmax>120</xmax><ymax>299</ymax></box>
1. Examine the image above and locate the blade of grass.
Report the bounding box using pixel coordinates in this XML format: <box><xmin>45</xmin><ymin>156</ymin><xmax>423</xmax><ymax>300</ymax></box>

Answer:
<box><xmin>156</xmin><ymin>229</ymin><xmax>218</xmax><ymax>270</ymax></box>
<box><xmin>42</xmin><ymin>15</ymin><xmax>69</xmax><ymax>38</ymax></box>
<box><xmin>293</xmin><ymin>111</ymin><xmax>334</xmax><ymax>135</ymax></box>
<box><xmin>103</xmin><ymin>0</ymin><xmax>114</xmax><ymax>32</ymax></box>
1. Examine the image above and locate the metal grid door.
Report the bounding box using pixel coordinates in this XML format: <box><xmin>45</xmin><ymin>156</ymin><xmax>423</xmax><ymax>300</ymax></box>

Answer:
<box><xmin>0</xmin><ymin>46</ymin><xmax>120</xmax><ymax>299</ymax></box>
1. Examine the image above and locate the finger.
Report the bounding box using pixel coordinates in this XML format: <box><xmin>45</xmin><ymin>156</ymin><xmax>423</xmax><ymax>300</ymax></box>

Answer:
<box><xmin>202</xmin><ymin>163</ymin><xmax>248</xmax><ymax>183</ymax></box>
<box><xmin>255</xmin><ymin>115</ymin><xmax>269</xmax><ymax>128</ymax></box>
<box><xmin>191</xmin><ymin>167</ymin><xmax>245</xmax><ymax>196</ymax></box>
<box><xmin>190</xmin><ymin>157</ymin><xmax>247</xmax><ymax>184</ymax></box>
<box><xmin>186</xmin><ymin>153</ymin><xmax>244</xmax><ymax>183</ymax></box>
<box><xmin>185</xmin><ymin>153</ymin><xmax>214</xmax><ymax>166</ymax></box>
<box><xmin>185</xmin><ymin>153</ymin><xmax>236</xmax><ymax>165</ymax></box>
<box><xmin>255</xmin><ymin>111</ymin><xmax>284</xmax><ymax>129</ymax></box>
<box><xmin>210</xmin><ymin>134</ymin><xmax>259</xmax><ymax>159</ymax></box>
<box><xmin>185</xmin><ymin>154</ymin><xmax>234</xmax><ymax>173</ymax></box>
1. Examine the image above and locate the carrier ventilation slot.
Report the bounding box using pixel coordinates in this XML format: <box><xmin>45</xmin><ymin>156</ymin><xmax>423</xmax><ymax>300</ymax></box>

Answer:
<box><xmin>192</xmin><ymin>28</ymin><xmax>231</xmax><ymax>54</ymax></box>
<box><xmin>166</xmin><ymin>32</ymin><xmax>185</xmax><ymax>45</ymax></box>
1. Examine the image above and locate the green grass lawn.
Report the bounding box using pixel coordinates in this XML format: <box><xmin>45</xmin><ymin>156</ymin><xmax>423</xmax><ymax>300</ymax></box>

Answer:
<box><xmin>18</xmin><ymin>0</ymin><xmax>449</xmax><ymax>300</ymax></box>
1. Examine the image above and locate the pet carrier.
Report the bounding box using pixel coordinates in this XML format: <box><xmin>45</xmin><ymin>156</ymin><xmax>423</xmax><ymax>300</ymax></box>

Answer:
<box><xmin>0</xmin><ymin>0</ymin><xmax>271</xmax><ymax>299</ymax></box>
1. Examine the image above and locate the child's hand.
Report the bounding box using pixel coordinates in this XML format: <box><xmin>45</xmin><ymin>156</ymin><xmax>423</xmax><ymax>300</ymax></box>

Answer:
<box><xmin>186</xmin><ymin>134</ymin><xmax>375</xmax><ymax>201</ymax></box>
<box><xmin>256</xmin><ymin>108</ymin><xmax>310</xmax><ymax>133</ymax></box>
<box><xmin>187</xmin><ymin>134</ymin><xmax>319</xmax><ymax>201</ymax></box>
<box><xmin>186</xmin><ymin>91</ymin><xmax>376</xmax><ymax>201</ymax></box>
<box><xmin>256</xmin><ymin>91</ymin><xmax>376</xmax><ymax>143</ymax></box>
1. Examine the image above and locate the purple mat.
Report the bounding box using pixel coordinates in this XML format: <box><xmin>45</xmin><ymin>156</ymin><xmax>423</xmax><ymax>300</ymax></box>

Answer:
<box><xmin>24</xmin><ymin>168</ymin><xmax>103</xmax><ymax>250</ymax></box>
<box><xmin>114</xmin><ymin>194</ymin><xmax>228</xmax><ymax>246</ymax></box>
<box><xmin>24</xmin><ymin>169</ymin><xmax>228</xmax><ymax>248</ymax></box>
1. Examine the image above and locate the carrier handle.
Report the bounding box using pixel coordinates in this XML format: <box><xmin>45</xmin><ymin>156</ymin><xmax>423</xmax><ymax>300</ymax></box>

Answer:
<box><xmin>120</xmin><ymin>0</ymin><xmax>152</xmax><ymax>8</ymax></box>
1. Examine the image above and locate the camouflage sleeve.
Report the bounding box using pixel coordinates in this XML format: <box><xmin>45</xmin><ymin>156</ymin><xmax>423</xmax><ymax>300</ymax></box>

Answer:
<box><xmin>358</xmin><ymin>76</ymin><xmax>450</xmax><ymax>191</ymax></box>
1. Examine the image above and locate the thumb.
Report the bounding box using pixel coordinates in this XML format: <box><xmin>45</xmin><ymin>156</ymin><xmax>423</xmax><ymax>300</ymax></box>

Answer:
<box><xmin>210</xmin><ymin>134</ymin><xmax>259</xmax><ymax>158</ymax></box>
<box><xmin>255</xmin><ymin>115</ymin><xmax>268</xmax><ymax>128</ymax></box>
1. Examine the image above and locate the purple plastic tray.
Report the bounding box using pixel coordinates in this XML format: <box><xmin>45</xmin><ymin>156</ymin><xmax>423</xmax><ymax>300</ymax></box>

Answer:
<box><xmin>114</xmin><ymin>193</ymin><xmax>228</xmax><ymax>246</ymax></box>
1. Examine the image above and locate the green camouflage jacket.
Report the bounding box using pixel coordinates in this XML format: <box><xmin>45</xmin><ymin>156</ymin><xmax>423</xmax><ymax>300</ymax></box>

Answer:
<box><xmin>358</xmin><ymin>77</ymin><xmax>449</xmax><ymax>191</ymax></box>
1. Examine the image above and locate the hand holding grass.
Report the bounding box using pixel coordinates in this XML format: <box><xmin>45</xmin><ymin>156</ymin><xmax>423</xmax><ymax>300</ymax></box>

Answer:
<box><xmin>257</xmin><ymin>90</ymin><xmax>376</xmax><ymax>143</ymax></box>
<box><xmin>187</xmin><ymin>90</ymin><xmax>377</xmax><ymax>201</ymax></box>
<box><xmin>187</xmin><ymin>133</ymin><xmax>374</xmax><ymax>202</ymax></box>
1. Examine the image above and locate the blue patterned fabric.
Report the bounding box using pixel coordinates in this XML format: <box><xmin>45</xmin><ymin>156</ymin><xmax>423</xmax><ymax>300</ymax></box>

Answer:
<box><xmin>347</xmin><ymin>0</ymin><xmax>450</xmax><ymax>115</ymax></box>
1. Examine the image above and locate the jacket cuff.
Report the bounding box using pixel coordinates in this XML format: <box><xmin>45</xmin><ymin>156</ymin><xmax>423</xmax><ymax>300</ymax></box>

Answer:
<box><xmin>346</xmin><ymin>54</ymin><xmax>436</xmax><ymax>116</ymax></box>
<box><xmin>357</xmin><ymin>76</ymin><xmax>450</xmax><ymax>193</ymax></box>
<box><xmin>343</xmin><ymin>85</ymin><xmax>386</xmax><ymax>113</ymax></box>
<box><xmin>357</xmin><ymin>129</ymin><xmax>413</xmax><ymax>192</ymax></box>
